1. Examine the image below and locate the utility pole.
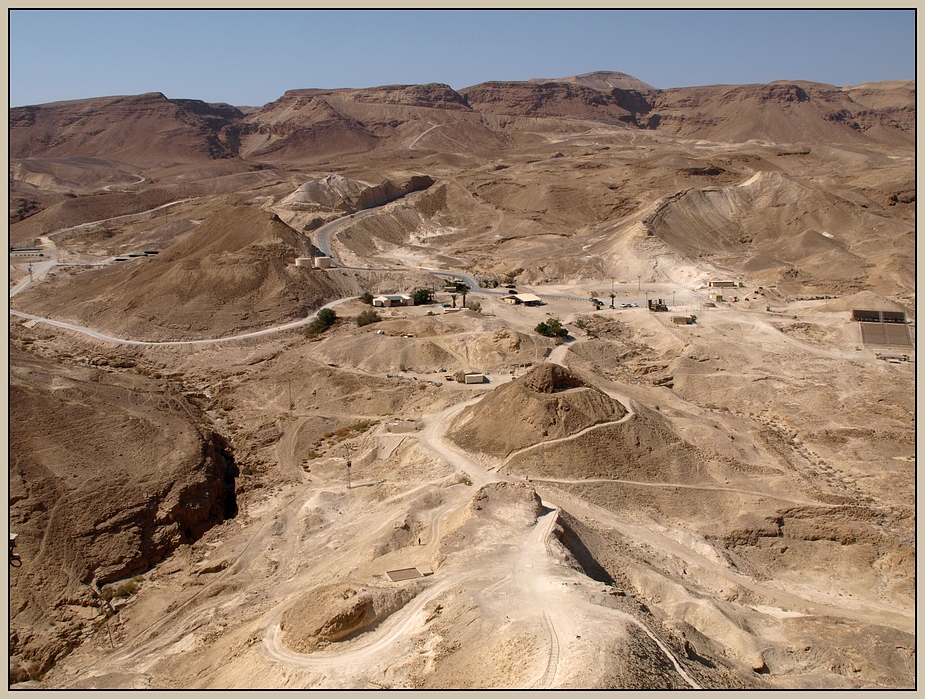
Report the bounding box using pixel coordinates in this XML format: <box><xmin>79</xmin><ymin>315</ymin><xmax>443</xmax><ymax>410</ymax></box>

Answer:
<box><xmin>637</xmin><ymin>275</ymin><xmax>641</xmax><ymax>291</ymax></box>
<box><xmin>344</xmin><ymin>445</ymin><xmax>351</xmax><ymax>489</ymax></box>
<box><xmin>28</xmin><ymin>263</ymin><xmax>33</xmax><ymax>283</ymax></box>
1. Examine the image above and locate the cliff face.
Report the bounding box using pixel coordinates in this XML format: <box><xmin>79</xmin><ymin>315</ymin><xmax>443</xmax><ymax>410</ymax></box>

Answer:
<box><xmin>461</xmin><ymin>80</ymin><xmax>641</xmax><ymax>124</ymax></box>
<box><xmin>646</xmin><ymin>80</ymin><xmax>915</xmax><ymax>144</ymax></box>
<box><xmin>9</xmin><ymin>349</ymin><xmax>238</xmax><ymax>681</ymax></box>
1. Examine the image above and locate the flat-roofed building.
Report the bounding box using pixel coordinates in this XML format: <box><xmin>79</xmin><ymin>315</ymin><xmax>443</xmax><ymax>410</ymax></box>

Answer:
<box><xmin>504</xmin><ymin>293</ymin><xmax>543</xmax><ymax>306</ymax></box>
<box><xmin>373</xmin><ymin>294</ymin><xmax>414</xmax><ymax>307</ymax></box>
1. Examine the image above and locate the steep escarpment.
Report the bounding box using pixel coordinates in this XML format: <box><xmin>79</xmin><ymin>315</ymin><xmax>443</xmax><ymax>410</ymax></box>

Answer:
<box><xmin>646</xmin><ymin>80</ymin><xmax>914</xmax><ymax>145</ymax></box>
<box><xmin>461</xmin><ymin>80</ymin><xmax>641</xmax><ymax>125</ymax></box>
<box><xmin>9</xmin><ymin>348</ymin><xmax>237</xmax><ymax>682</ymax></box>
<box><xmin>10</xmin><ymin>92</ymin><xmax>243</xmax><ymax>163</ymax></box>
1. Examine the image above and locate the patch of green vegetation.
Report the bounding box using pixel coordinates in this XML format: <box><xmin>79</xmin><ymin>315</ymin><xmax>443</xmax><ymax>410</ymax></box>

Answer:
<box><xmin>356</xmin><ymin>309</ymin><xmax>381</xmax><ymax>327</ymax></box>
<box><xmin>306</xmin><ymin>308</ymin><xmax>337</xmax><ymax>338</ymax></box>
<box><xmin>535</xmin><ymin>318</ymin><xmax>568</xmax><ymax>338</ymax></box>
<box><xmin>411</xmin><ymin>288</ymin><xmax>434</xmax><ymax>305</ymax></box>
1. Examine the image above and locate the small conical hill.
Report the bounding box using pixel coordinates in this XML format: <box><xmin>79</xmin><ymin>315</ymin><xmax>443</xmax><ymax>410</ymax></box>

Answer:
<box><xmin>446</xmin><ymin>364</ymin><xmax>626</xmax><ymax>458</ymax></box>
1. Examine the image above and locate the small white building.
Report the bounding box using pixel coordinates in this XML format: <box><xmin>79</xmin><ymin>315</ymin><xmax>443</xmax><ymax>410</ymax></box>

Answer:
<box><xmin>313</xmin><ymin>256</ymin><xmax>332</xmax><ymax>269</ymax></box>
<box><xmin>295</xmin><ymin>257</ymin><xmax>313</xmax><ymax>267</ymax></box>
<box><xmin>373</xmin><ymin>294</ymin><xmax>415</xmax><ymax>307</ymax></box>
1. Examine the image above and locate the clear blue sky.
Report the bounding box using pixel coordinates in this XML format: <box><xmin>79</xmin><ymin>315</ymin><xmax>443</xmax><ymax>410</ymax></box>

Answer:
<box><xmin>9</xmin><ymin>9</ymin><xmax>916</xmax><ymax>108</ymax></box>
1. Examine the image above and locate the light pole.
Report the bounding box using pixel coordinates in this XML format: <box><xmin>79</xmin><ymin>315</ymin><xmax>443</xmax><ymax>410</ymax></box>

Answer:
<box><xmin>344</xmin><ymin>445</ymin><xmax>351</xmax><ymax>489</ymax></box>
<box><xmin>637</xmin><ymin>275</ymin><xmax>641</xmax><ymax>291</ymax></box>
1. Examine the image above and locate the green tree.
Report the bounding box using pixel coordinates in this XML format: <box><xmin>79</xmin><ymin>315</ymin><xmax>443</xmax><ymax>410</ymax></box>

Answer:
<box><xmin>359</xmin><ymin>291</ymin><xmax>374</xmax><ymax>305</ymax></box>
<box><xmin>411</xmin><ymin>287</ymin><xmax>434</xmax><ymax>305</ymax></box>
<box><xmin>456</xmin><ymin>283</ymin><xmax>470</xmax><ymax>308</ymax></box>
<box><xmin>306</xmin><ymin>307</ymin><xmax>337</xmax><ymax>337</ymax></box>
<box><xmin>316</xmin><ymin>308</ymin><xmax>337</xmax><ymax>327</ymax></box>
<box><xmin>356</xmin><ymin>309</ymin><xmax>381</xmax><ymax>327</ymax></box>
<box><xmin>535</xmin><ymin>318</ymin><xmax>568</xmax><ymax>339</ymax></box>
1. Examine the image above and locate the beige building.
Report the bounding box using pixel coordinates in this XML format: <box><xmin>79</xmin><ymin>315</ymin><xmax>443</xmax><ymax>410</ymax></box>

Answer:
<box><xmin>373</xmin><ymin>294</ymin><xmax>414</xmax><ymax>307</ymax></box>
<box><xmin>503</xmin><ymin>293</ymin><xmax>543</xmax><ymax>306</ymax></box>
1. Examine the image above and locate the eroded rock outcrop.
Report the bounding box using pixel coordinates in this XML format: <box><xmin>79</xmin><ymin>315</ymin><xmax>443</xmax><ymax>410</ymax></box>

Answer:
<box><xmin>276</xmin><ymin>173</ymin><xmax>434</xmax><ymax>214</ymax></box>
<box><xmin>9</xmin><ymin>349</ymin><xmax>237</xmax><ymax>681</ymax></box>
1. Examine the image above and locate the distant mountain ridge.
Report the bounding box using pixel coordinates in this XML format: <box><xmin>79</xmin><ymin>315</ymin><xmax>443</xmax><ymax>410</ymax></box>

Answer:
<box><xmin>528</xmin><ymin>70</ymin><xmax>657</xmax><ymax>92</ymax></box>
<box><xmin>9</xmin><ymin>73</ymin><xmax>914</xmax><ymax>169</ymax></box>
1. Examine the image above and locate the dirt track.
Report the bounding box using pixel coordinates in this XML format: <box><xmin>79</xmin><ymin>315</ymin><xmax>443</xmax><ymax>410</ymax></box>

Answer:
<box><xmin>11</xmin><ymin>90</ymin><xmax>914</xmax><ymax>688</ymax></box>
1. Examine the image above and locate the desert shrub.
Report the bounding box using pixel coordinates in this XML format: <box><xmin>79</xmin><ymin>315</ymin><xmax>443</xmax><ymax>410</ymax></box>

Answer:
<box><xmin>465</xmin><ymin>301</ymin><xmax>482</xmax><ymax>313</ymax></box>
<box><xmin>535</xmin><ymin>318</ymin><xmax>568</xmax><ymax>338</ymax></box>
<box><xmin>357</xmin><ymin>309</ymin><xmax>381</xmax><ymax>327</ymax></box>
<box><xmin>306</xmin><ymin>308</ymin><xmax>337</xmax><ymax>337</ymax></box>
<box><xmin>359</xmin><ymin>291</ymin><xmax>374</xmax><ymax>305</ymax></box>
<box><xmin>103</xmin><ymin>576</ymin><xmax>142</xmax><ymax>600</ymax></box>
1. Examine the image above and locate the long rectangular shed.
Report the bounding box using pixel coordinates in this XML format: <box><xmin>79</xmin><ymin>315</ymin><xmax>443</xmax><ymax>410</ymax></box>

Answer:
<box><xmin>852</xmin><ymin>309</ymin><xmax>907</xmax><ymax>323</ymax></box>
<box><xmin>373</xmin><ymin>294</ymin><xmax>414</xmax><ymax>307</ymax></box>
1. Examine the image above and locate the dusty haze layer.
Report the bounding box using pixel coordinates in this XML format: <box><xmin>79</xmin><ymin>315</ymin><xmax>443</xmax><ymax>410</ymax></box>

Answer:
<box><xmin>9</xmin><ymin>71</ymin><xmax>914</xmax><ymax>689</ymax></box>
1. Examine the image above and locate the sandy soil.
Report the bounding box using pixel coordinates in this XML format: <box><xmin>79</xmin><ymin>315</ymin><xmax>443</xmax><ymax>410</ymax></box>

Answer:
<box><xmin>8</xmin><ymin>77</ymin><xmax>914</xmax><ymax>689</ymax></box>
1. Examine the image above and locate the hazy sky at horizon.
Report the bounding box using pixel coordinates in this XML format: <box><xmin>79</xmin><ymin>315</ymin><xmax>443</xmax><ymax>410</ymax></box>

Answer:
<box><xmin>10</xmin><ymin>9</ymin><xmax>916</xmax><ymax>108</ymax></box>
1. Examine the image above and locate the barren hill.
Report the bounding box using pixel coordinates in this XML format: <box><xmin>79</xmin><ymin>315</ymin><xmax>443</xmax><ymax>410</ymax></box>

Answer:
<box><xmin>14</xmin><ymin>205</ymin><xmax>359</xmax><ymax>340</ymax></box>
<box><xmin>7</xmin><ymin>69</ymin><xmax>915</xmax><ymax>691</ymax></box>
<box><xmin>10</xmin><ymin>92</ymin><xmax>242</xmax><ymax>164</ymax></box>
<box><xmin>647</xmin><ymin>80</ymin><xmax>914</xmax><ymax>145</ymax></box>
<box><xmin>447</xmin><ymin>364</ymin><xmax>627</xmax><ymax>457</ymax></box>
<box><xmin>531</xmin><ymin>70</ymin><xmax>657</xmax><ymax>92</ymax></box>
<box><xmin>11</xmin><ymin>76</ymin><xmax>913</xmax><ymax>180</ymax></box>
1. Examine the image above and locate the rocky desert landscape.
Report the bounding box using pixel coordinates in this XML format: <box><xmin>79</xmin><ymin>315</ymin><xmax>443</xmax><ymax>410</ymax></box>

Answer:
<box><xmin>8</xmin><ymin>71</ymin><xmax>915</xmax><ymax>689</ymax></box>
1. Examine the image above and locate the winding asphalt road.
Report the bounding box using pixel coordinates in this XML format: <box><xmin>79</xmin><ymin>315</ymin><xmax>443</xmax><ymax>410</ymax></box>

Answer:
<box><xmin>10</xmin><ymin>199</ymin><xmax>591</xmax><ymax>346</ymax></box>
